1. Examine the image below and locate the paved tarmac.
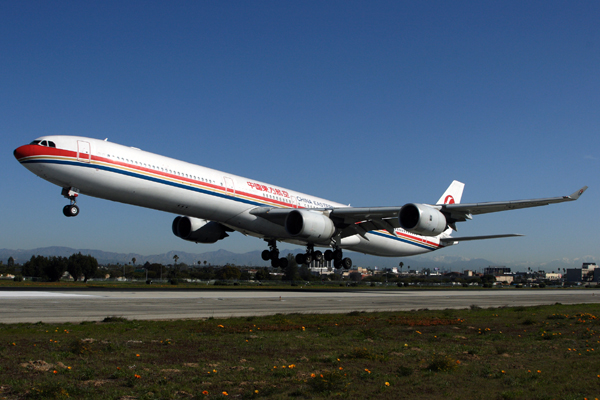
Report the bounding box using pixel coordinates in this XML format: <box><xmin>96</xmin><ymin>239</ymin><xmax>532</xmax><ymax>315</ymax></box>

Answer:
<box><xmin>1</xmin><ymin>288</ymin><xmax>599</xmax><ymax>323</ymax></box>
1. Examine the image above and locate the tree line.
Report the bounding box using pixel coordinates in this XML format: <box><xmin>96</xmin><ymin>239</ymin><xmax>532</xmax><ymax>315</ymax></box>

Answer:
<box><xmin>7</xmin><ymin>252</ymin><xmax>325</xmax><ymax>283</ymax></box>
<box><xmin>21</xmin><ymin>253</ymin><xmax>98</xmax><ymax>282</ymax></box>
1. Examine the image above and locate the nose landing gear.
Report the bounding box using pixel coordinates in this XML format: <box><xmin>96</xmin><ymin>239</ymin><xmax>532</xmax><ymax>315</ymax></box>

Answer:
<box><xmin>61</xmin><ymin>187</ymin><xmax>80</xmax><ymax>217</ymax></box>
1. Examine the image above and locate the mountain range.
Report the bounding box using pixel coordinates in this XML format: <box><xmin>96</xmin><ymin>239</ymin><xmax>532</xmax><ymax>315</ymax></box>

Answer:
<box><xmin>0</xmin><ymin>246</ymin><xmax>595</xmax><ymax>273</ymax></box>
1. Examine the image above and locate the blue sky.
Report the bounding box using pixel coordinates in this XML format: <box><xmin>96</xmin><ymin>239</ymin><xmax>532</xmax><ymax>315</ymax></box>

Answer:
<box><xmin>1</xmin><ymin>1</ymin><xmax>598</xmax><ymax>267</ymax></box>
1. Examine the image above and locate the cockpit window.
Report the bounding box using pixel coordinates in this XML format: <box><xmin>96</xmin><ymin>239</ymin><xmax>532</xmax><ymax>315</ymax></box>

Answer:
<box><xmin>30</xmin><ymin>140</ymin><xmax>56</xmax><ymax>148</ymax></box>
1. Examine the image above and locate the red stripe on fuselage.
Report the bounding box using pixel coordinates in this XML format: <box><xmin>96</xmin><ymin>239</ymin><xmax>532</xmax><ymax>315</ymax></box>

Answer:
<box><xmin>15</xmin><ymin>144</ymin><xmax>296</xmax><ymax>209</ymax></box>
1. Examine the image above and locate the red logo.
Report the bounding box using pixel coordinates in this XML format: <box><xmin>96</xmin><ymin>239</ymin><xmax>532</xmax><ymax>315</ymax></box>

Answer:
<box><xmin>444</xmin><ymin>195</ymin><xmax>455</xmax><ymax>204</ymax></box>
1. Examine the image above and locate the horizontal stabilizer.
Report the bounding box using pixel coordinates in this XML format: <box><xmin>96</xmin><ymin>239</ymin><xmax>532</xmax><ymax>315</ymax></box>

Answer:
<box><xmin>440</xmin><ymin>234</ymin><xmax>523</xmax><ymax>245</ymax></box>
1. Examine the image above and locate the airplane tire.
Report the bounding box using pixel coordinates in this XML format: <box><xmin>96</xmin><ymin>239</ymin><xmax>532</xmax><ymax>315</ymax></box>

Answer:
<box><xmin>314</xmin><ymin>250</ymin><xmax>323</xmax><ymax>261</ymax></box>
<box><xmin>333</xmin><ymin>249</ymin><xmax>343</xmax><ymax>261</ymax></box>
<box><xmin>342</xmin><ymin>258</ymin><xmax>352</xmax><ymax>269</ymax></box>
<box><xmin>278</xmin><ymin>257</ymin><xmax>288</xmax><ymax>269</ymax></box>
<box><xmin>334</xmin><ymin>259</ymin><xmax>342</xmax><ymax>269</ymax></box>
<box><xmin>304</xmin><ymin>254</ymin><xmax>313</xmax><ymax>264</ymax></box>
<box><xmin>63</xmin><ymin>205</ymin><xmax>79</xmax><ymax>217</ymax></box>
<box><xmin>270</xmin><ymin>250</ymin><xmax>279</xmax><ymax>261</ymax></box>
<box><xmin>295</xmin><ymin>253</ymin><xmax>305</xmax><ymax>265</ymax></box>
<box><xmin>324</xmin><ymin>250</ymin><xmax>333</xmax><ymax>261</ymax></box>
<box><xmin>261</xmin><ymin>250</ymin><xmax>271</xmax><ymax>261</ymax></box>
<box><xmin>271</xmin><ymin>259</ymin><xmax>279</xmax><ymax>268</ymax></box>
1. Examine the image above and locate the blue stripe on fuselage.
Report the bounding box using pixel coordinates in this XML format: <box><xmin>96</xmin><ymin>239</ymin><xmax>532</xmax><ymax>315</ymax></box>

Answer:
<box><xmin>23</xmin><ymin>158</ymin><xmax>435</xmax><ymax>251</ymax></box>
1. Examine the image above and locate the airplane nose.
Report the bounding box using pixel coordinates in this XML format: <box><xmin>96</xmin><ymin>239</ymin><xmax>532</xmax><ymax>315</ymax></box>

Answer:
<box><xmin>14</xmin><ymin>145</ymin><xmax>30</xmax><ymax>161</ymax></box>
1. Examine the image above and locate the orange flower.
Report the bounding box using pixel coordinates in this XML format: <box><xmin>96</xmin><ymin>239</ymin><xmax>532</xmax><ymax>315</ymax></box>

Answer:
<box><xmin>385</xmin><ymin>382</ymin><xmax>390</xmax><ymax>386</ymax></box>
<box><xmin>222</xmin><ymin>391</ymin><xmax>228</xmax><ymax>396</ymax></box>
<box><xmin>310</xmin><ymin>373</ymin><xmax>316</xmax><ymax>378</ymax></box>
<box><xmin>202</xmin><ymin>390</ymin><xmax>209</xmax><ymax>395</ymax></box>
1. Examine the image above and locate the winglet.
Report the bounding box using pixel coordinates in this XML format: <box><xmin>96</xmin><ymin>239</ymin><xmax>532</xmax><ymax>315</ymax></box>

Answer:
<box><xmin>567</xmin><ymin>186</ymin><xmax>588</xmax><ymax>200</ymax></box>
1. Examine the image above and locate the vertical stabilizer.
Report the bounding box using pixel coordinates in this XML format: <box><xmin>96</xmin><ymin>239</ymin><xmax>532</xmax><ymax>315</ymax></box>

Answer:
<box><xmin>436</xmin><ymin>180</ymin><xmax>465</xmax><ymax>205</ymax></box>
<box><xmin>437</xmin><ymin>180</ymin><xmax>464</xmax><ymax>237</ymax></box>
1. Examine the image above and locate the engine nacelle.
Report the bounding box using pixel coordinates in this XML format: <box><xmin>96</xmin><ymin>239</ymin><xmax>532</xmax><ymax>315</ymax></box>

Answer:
<box><xmin>398</xmin><ymin>203</ymin><xmax>447</xmax><ymax>236</ymax></box>
<box><xmin>172</xmin><ymin>216</ymin><xmax>230</xmax><ymax>244</ymax></box>
<box><xmin>284</xmin><ymin>210</ymin><xmax>335</xmax><ymax>243</ymax></box>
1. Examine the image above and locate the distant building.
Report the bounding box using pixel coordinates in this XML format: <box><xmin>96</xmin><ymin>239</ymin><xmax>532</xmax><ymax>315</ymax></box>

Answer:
<box><xmin>484</xmin><ymin>266</ymin><xmax>511</xmax><ymax>275</ymax></box>
<box><xmin>566</xmin><ymin>263</ymin><xmax>599</xmax><ymax>283</ymax></box>
<box><xmin>495</xmin><ymin>275</ymin><xmax>514</xmax><ymax>285</ymax></box>
<box><xmin>543</xmin><ymin>273</ymin><xmax>562</xmax><ymax>281</ymax></box>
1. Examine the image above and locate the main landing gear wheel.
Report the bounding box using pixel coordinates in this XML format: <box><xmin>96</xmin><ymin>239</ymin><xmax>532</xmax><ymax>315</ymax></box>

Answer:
<box><xmin>263</xmin><ymin>239</ymin><xmax>288</xmax><ymax>269</ymax></box>
<box><xmin>295</xmin><ymin>244</ymin><xmax>324</xmax><ymax>266</ymax></box>
<box><xmin>329</xmin><ymin>247</ymin><xmax>351</xmax><ymax>269</ymax></box>
<box><xmin>62</xmin><ymin>204</ymin><xmax>79</xmax><ymax>217</ymax></box>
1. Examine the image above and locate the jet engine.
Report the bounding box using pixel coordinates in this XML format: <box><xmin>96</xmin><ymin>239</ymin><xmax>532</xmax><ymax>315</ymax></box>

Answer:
<box><xmin>398</xmin><ymin>203</ymin><xmax>447</xmax><ymax>236</ymax></box>
<box><xmin>172</xmin><ymin>216</ymin><xmax>230</xmax><ymax>243</ymax></box>
<box><xmin>284</xmin><ymin>210</ymin><xmax>335</xmax><ymax>243</ymax></box>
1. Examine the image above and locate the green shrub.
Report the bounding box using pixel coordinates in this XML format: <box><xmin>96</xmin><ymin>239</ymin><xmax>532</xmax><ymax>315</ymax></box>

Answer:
<box><xmin>427</xmin><ymin>354</ymin><xmax>457</xmax><ymax>372</ymax></box>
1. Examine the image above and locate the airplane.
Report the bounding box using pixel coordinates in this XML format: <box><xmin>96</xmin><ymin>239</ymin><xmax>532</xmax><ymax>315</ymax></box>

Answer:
<box><xmin>14</xmin><ymin>136</ymin><xmax>587</xmax><ymax>269</ymax></box>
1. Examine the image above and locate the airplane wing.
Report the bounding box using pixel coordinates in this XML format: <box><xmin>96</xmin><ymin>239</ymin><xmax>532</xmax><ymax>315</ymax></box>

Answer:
<box><xmin>439</xmin><ymin>234</ymin><xmax>523</xmax><ymax>245</ymax></box>
<box><xmin>439</xmin><ymin>186</ymin><xmax>588</xmax><ymax>223</ymax></box>
<box><xmin>250</xmin><ymin>185</ymin><xmax>588</xmax><ymax>240</ymax></box>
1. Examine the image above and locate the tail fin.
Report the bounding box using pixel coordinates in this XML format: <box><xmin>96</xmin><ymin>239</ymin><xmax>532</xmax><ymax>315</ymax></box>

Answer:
<box><xmin>436</xmin><ymin>180</ymin><xmax>465</xmax><ymax>205</ymax></box>
<box><xmin>437</xmin><ymin>180</ymin><xmax>464</xmax><ymax>235</ymax></box>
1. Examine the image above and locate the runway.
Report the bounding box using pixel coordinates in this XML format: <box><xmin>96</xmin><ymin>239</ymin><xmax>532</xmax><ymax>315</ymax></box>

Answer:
<box><xmin>1</xmin><ymin>289</ymin><xmax>599</xmax><ymax>324</ymax></box>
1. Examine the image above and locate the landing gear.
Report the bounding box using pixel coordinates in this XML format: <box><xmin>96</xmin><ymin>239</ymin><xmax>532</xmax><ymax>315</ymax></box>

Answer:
<box><xmin>62</xmin><ymin>204</ymin><xmax>79</xmax><ymax>217</ymax></box>
<box><xmin>295</xmin><ymin>245</ymin><xmax>323</xmax><ymax>265</ymax></box>
<box><xmin>295</xmin><ymin>244</ymin><xmax>352</xmax><ymax>269</ymax></box>
<box><xmin>262</xmin><ymin>239</ymin><xmax>288</xmax><ymax>269</ymax></box>
<box><xmin>61</xmin><ymin>187</ymin><xmax>80</xmax><ymax>217</ymax></box>
<box><xmin>325</xmin><ymin>246</ymin><xmax>352</xmax><ymax>269</ymax></box>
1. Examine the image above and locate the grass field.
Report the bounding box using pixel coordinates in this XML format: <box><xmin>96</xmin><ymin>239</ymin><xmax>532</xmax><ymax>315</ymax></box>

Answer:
<box><xmin>1</xmin><ymin>303</ymin><xmax>599</xmax><ymax>399</ymax></box>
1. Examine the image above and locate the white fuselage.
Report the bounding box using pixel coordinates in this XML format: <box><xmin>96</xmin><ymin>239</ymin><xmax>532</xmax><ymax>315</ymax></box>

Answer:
<box><xmin>15</xmin><ymin>136</ymin><xmax>442</xmax><ymax>257</ymax></box>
